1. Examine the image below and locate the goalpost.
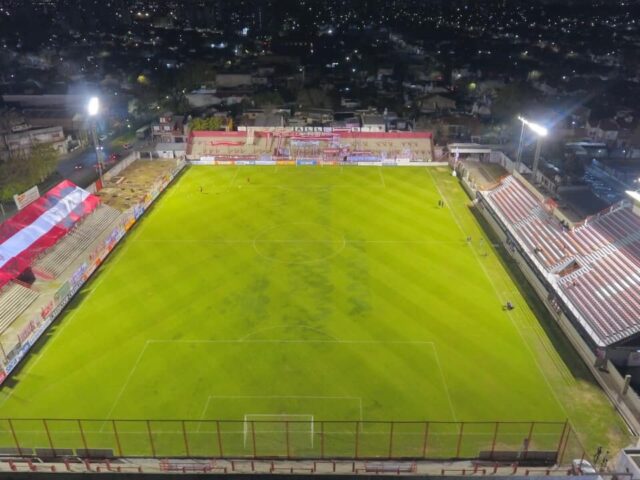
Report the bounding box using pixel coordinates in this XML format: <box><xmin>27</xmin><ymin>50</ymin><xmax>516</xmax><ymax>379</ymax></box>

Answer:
<box><xmin>243</xmin><ymin>414</ymin><xmax>315</xmax><ymax>448</ymax></box>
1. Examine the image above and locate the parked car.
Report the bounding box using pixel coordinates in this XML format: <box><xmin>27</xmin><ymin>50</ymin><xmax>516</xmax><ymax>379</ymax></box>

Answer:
<box><xmin>571</xmin><ymin>459</ymin><xmax>596</xmax><ymax>474</ymax></box>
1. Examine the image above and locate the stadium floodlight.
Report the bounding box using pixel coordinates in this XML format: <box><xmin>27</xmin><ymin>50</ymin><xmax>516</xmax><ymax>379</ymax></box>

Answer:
<box><xmin>518</xmin><ymin>116</ymin><xmax>548</xmax><ymax>137</ymax></box>
<box><xmin>87</xmin><ymin>97</ymin><xmax>104</xmax><ymax>183</ymax></box>
<box><xmin>87</xmin><ymin>97</ymin><xmax>100</xmax><ymax>116</ymax></box>
<box><xmin>515</xmin><ymin>115</ymin><xmax>549</xmax><ymax>174</ymax></box>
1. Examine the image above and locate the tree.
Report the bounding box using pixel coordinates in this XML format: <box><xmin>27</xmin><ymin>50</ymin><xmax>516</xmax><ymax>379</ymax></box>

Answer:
<box><xmin>0</xmin><ymin>144</ymin><xmax>59</xmax><ymax>202</ymax></box>
<box><xmin>190</xmin><ymin>117</ymin><xmax>225</xmax><ymax>131</ymax></box>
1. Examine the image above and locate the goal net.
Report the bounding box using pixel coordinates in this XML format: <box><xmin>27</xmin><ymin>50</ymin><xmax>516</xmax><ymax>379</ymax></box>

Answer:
<box><xmin>243</xmin><ymin>414</ymin><xmax>315</xmax><ymax>449</ymax></box>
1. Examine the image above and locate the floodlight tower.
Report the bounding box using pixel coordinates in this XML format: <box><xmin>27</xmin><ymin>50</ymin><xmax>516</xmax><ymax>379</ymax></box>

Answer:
<box><xmin>87</xmin><ymin>97</ymin><xmax>104</xmax><ymax>184</ymax></box>
<box><xmin>516</xmin><ymin>115</ymin><xmax>548</xmax><ymax>175</ymax></box>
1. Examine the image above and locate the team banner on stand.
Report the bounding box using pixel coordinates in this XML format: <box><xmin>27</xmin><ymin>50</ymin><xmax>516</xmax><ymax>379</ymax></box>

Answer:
<box><xmin>0</xmin><ymin>181</ymin><xmax>100</xmax><ymax>288</ymax></box>
<box><xmin>0</xmin><ymin>161</ymin><xmax>187</xmax><ymax>386</ymax></box>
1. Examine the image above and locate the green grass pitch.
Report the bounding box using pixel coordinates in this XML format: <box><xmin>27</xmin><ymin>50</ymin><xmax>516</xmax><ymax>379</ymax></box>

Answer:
<box><xmin>0</xmin><ymin>166</ymin><xmax>629</xmax><ymax>458</ymax></box>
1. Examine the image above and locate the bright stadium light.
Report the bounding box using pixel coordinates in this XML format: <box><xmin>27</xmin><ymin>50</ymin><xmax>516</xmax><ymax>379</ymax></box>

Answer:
<box><xmin>87</xmin><ymin>97</ymin><xmax>104</xmax><ymax>183</ymax></box>
<box><xmin>516</xmin><ymin>115</ymin><xmax>549</xmax><ymax>175</ymax></box>
<box><xmin>518</xmin><ymin>115</ymin><xmax>548</xmax><ymax>137</ymax></box>
<box><xmin>87</xmin><ymin>96</ymin><xmax>100</xmax><ymax>116</ymax></box>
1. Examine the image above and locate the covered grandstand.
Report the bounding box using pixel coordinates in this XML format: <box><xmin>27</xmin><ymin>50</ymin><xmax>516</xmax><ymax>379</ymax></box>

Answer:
<box><xmin>187</xmin><ymin>129</ymin><xmax>434</xmax><ymax>164</ymax></box>
<box><xmin>480</xmin><ymin>175</ymin><xmax>640</xmax><ymax>348</ymax></box>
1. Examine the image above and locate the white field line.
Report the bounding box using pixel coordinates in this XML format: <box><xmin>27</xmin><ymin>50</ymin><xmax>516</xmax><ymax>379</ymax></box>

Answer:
<box><xmin>425</xmin><ymin>169</ymin><xmax>570</xmax><ymax>421</ymax></box>
<box><xmin>0</xmin><ymin>215</ymin><xmax>150</xmax><ymax>407</ymax></box>
<box><xmin>197</xmin><ymin>395</ymin><xmax>363</xmax><ymax>432</ymax></box>
<box><xmin>135</xmin><ymin>239</ymin><xmax>466</xmax><ymax>245</ymax></box>
<box><xmin>148</xmin><ymin>339</ymin><xmax>435</xmax><ymax>345</ymax></box>
<box><xmin>431</xmin><ymin>343</ymin><xmax>458</xmax><ymax>422</ymax></box>
<box><xmin>101</xmin><ymin>340</ymin><xmax>151</xmax><ymax>429</ymax></box>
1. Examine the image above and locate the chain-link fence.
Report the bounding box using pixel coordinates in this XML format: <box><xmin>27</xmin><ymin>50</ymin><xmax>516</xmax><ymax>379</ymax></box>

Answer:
<box><xmin>0</xmin><ymin>419</ymin><xmax>582</xmax><ymax>463</ymax></box>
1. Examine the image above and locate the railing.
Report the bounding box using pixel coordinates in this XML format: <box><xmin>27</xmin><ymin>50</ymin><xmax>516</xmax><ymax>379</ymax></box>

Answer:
<box><xmin>0</xmin><ymin>419</ymin><xmax>584</xmax><ymax>463</ymax></box>
<box><xmin>0</xmin><ymin>160</ymin><xmax>187</xmax><ymax>385</ymax></box>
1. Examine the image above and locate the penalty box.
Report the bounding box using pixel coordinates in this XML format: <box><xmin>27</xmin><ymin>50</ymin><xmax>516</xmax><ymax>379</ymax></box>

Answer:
<box><xmin>108</xmin><ymin>340</ymin><xmax>452</xmax><ymax>422</ymax></box>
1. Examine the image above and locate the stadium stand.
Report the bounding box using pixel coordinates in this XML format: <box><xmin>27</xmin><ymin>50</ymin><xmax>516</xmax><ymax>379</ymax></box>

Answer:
<box><xmin>0</xmin><ymin>180</ymin><xmax>100</xmax><ymax>288</ymax></box>
<box><xmin>0</xmin><ymin>282</ymin><xmax>39</xmax><ymax>334</ymax></box>
<box><xmin>33</xmin><ymin>205</ymin><xmax>122</xmax><ymax>278</ymax></box>
<box><xmin>187</xmin><ymin>130</ymin><xmax>434</xmax><ymax>163</ymax></box>
<box><xmin>481</xmin><ymin>175</ymin><xmax>640</xmax><ymax>347</ymax></box>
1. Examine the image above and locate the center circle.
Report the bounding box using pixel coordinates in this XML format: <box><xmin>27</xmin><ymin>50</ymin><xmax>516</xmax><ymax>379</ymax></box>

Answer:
<box><xmin>253</xmin><ymin>223</ymin><xmax>346</xmax><ymax>264</ymax></box>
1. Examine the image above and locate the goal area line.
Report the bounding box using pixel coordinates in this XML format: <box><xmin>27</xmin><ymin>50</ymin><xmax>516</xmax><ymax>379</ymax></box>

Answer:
<box><xmin>243</xmin><ymin>414</ymin><xmax>315</xmax><ymax>448</ymax></box>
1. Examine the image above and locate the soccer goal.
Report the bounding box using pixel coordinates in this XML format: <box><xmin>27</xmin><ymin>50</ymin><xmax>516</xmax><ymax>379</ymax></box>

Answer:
<box><xmin>243</xmin><ymin>414</ymin><xmax>315</xmax><ymax>449</ymax></box>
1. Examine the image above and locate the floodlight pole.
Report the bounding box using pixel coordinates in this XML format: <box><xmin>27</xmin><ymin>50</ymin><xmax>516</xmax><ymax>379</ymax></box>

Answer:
<box><xmin>88</xmin><ymin>97</ymin><xmax>104</xmax><ymax>185</ymax></box>
<box><xmin>91</xmin><ymin>121</ymin><xmax>104</xmax><ymax>184</ymax></box>
<box><xmin>515</xmin><ymin>121</ymin><xmax>526</xmax><ymax>171</ymax></box>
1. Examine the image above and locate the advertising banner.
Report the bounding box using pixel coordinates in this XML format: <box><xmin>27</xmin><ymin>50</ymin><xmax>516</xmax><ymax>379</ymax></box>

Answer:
<box><xmin>54</xmin><ymin>281</ymin><xmax>71</xmax><ymax>304</ymax></box>
<box><xmin>0</xmin><ymin>159</ymin><xmax>188</xmax><ymax>386</ymax></box>
<box><xmin>296</xmin><ymin>159</ymin><xmax>317</xmax><ymax>166</ymax></box>
<box><xmin>13</xmin><ymin>185</ymin><xmax>40</xmax><ymax>210</ymax></box>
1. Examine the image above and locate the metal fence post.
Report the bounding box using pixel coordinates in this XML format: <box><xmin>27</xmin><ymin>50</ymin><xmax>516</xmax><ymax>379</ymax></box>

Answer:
<box><xmin>112</xmin><ymin>420</ymin><xmax>123</xmax><ymax>457</ymax></box>
<box><xmin>490</xmin><ymin>422</ymin><xmax>499</xmax><ymax>458</ymax></box>
<box><xmin>456</xmin><ymin>422</ymin><xmax>464</xmax><ymax>458</ymax></box>
<box><xmin>285</xmin><ymin>420</ymin><xmax>290</xmax><ymax>459</ymax></box>
<box><xmin>524</xmin><ymin>421</ymin><xmax>535</xmax><ymax>459</ymax></box>
<box><xmin>556</xmin><ymin>420</ymin><xmax>570</xmax><ymax>464</ymax></box>
<box><xmin>388</xmin><ymin>421</ymin><xmax>394</xmax><ymax>458</ymax></box>
<box><xmin>42</xmin><ymin>419</ymin><xmax>55</xmax><ymax>456</ymax></box>
<box><xmin>422</xmin><ymin>422</ymin><xmax>430</xmax><ymax>458</ymax></box>
<box><xmin>7</xmin><ymin>419</ymin><xmax>22</xmax><ymax>456</ymax></box>
<box><xmin>216</xmin><ymin>421</ymin><xmax>224</xmax><ymax>457</ymax></box>
<box><xmin>181</xmin><ymin>420</ymin><xmax>190</xmax><ymax>457</ymax></box>
<box><xmin>251</xmin><ymin>420</ymin><xmax>257</xmax><ymax>458</ymax></box>
<box><xmin>77</xmin><ymin>419</ymin><xmax>89</xmax><ymax>454</ymax></box>
<box><xmin>146</xmin><ymin>420</ymin><xmax>156</xmax><ymax>457</ymax></box>
<box><xmin>354</xmin><ymin>421</ymin><xmax>360</xmax><ymax>459</ymax></box>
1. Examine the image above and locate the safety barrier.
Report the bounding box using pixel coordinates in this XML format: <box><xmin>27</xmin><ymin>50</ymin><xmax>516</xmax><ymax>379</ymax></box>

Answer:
<box><xmin>0</xmin><ymin>419</ymin><xmax>583</xmax><ymax>463</ymax></box>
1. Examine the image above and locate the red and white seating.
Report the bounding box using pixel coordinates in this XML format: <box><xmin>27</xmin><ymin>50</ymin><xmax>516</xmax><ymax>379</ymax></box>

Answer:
<box><xmin>483</xmin><ymin>175</ymin><xmax>640</xmax><ymax>346</ymax></box>
<box><xmin>0</xmin><ymin>282</ymin><xmax>39</xmax><ymax>334</ymax></box>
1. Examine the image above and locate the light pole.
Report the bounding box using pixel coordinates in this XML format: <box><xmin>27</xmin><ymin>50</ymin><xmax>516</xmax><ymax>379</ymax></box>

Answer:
<box><xmin>516</xmin><ymin>115</ymin><xmax>548</xmax><ymax>175</ymax></box>
<box><xmin>87</xmin><ymin>97</ymin><xmax>104</xmax><ymax>184</ymax></box>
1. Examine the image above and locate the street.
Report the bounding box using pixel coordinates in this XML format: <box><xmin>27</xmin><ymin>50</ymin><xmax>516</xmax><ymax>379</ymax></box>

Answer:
<box><xmin>0</xmin><ymin>135</ymin><xmax>148</xmax><ymax>220</ymax></box>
